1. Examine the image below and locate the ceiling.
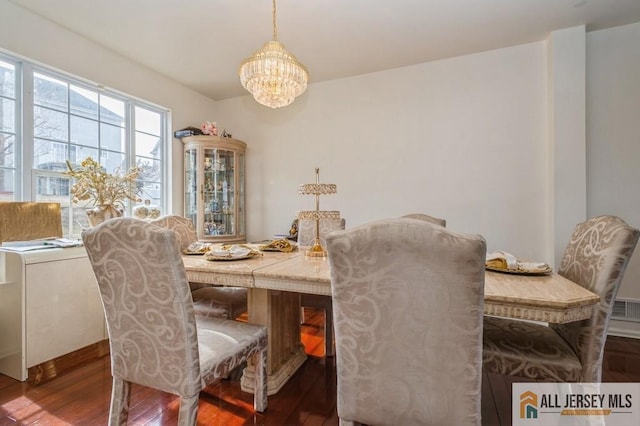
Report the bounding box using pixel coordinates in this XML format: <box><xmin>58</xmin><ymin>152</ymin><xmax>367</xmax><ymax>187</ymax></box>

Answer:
<box><xmin>9</xmin><ymin>0</ymin><xmax>640</xmax><ymax>101</ymax></box>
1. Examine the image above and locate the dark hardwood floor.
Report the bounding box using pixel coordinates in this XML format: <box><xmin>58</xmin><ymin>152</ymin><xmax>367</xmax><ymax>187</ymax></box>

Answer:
<box><xmin>1</xmin><ymin>310</ymin><xmax>639</xmax><ymax>425</ymax></box>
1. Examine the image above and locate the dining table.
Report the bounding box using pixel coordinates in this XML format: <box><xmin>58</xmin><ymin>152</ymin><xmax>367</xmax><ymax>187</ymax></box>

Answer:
<box><xmin>182</xmin><ymin>248</ymin><xmax>600</xmax><ymax>395</ymax></box>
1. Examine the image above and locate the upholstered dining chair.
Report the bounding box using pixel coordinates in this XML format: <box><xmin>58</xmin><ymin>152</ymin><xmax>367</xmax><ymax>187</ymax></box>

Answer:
<box><xmin>401</xmin><ymin>212</ymin><xmax>447</xmax><ymax>227</ymax></box>
<box><xmin>297</xmin><ymin>217</ymin><xmax>347</xmax><ymax>247</ymax></box>
<box><xmin>298</xmin><ymin>217</ymin><xmax>346</xmax><ymax>357</ymax></box>
<box><xmin>150</xmin><ymin>215</ymin><xmax>248</xmax><ymax>320</ymax></box>
<box><xmin>82</xmin><ymin>218</ymin><xmax>267</xmax><ymax>424</ymax></box>
<box><xmin>327</xmin><ymin>218</ymin><xmax>486</xmax><ymax>426</ymax></box>
<box><xmin>483</xmin><ymin>215</ymin><xmax>640</xmax><ymax>382</ymax></box>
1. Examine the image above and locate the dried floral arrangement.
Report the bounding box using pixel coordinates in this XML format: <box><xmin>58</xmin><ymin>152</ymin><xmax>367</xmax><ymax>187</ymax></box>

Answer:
<box><xmin>64</xmin><ymin>157</ymin><xmax>142</xmax><ymax>209</ymax></box>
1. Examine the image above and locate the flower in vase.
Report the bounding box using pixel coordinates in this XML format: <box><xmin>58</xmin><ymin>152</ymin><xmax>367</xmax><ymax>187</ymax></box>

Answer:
<box><xmin>201</xmin><ymin>121</ymin><xmax>218</xmax><ymax>136</ymax></box>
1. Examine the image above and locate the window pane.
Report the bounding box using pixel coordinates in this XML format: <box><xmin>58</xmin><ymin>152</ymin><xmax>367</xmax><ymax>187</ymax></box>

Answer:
<box><xmin>36</xmin><ymin>174</ymin><xmax>69</xmax><ymax>197</ymax></box>
<box><xmin>137</xmin><ymin>156</ymin><xmax>161</xmax><ymax>183</ymax></box>
<box><xmin>100</xmin><ymin>150</ymin><xmax>126</xmax><ymax>174</ymax></box>
<box><xmin>34</xmin><ymin>72</ymin><xmax>68</xmax><ymax>111</ymax></box>
<box><xmin>136</xmin><ymin>157</ymin><xmax>161</xmax><ymax>210</ymax></box>
<box><xmin>100</xmin><ymin>95</ymin><xmax>125</xmax><ymax>126</ymax></box>
<box><xmin>70</xmin><ymin>85</ymin><xmax>98</xmax><ymax>120</ymax></box>
<box><xmin>34</xmin><ymin>106</ymin><xmax>69</xmax><ymax>141</ymax></box>
<box><xmin>100</xmin><ymin>122</ymin><xmax>125</xmax><ymax>152</ymax></box>
<box><xmin>135</xmin><ymin>107</ymin><xmax>160</xmax><ymax>135</ymax></box>
<box><xmin>71</xmin><ymin>205</ymin><xmax>91</xmax><ymax>235</ymax></box>
<box><xmin>0</xmin><ymin>133</ymin><xmax>15</xmax><ymax>167</ymax></box>
<box><xmin>33</xmin><ymin>170</ymin><xmax>78</xmax><ymax>237</ymax></box>
<box><xmin>135</xmin><ymin>131</ymin><xmax>160</xmax><ymax>159</ymax></box>
<box><xmin>71</xmin><ymin>115</ymin><xmax>98</xmax><ymax>147</ymax></box>
<box><xmin>0</xmin><ymin>168</ymin><xmax>15</xmax><ymax>200</ymax></box>
<box><xmin>0</xmin><ymin>60</ymin><xmax>16</xmax><ymax>97</ymax></box>
<box><xmin>34</xmin><ymin>140</ymin><xmax>67</xmax><ymax>170</ymax></box>
<box><xmin>68</xmin><ymin>146</ymin><xmax>99</xmax><ymax>167</ymax></box>
<box><xmin>1</xmin><ymin>98</ymin><xmax>15</xmax><ymax>132</ymax></box>
<box><xmin>137</xmin><ymin>181</ymin><xmax>161</xmax><ymax>206</ymax></box>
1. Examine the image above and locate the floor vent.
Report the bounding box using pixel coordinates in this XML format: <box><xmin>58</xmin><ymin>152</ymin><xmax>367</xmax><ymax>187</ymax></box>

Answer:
<box><xmin>612</xmin><ymin>299</ymin><xmax>640</xmax><ymax>323</ymax></box>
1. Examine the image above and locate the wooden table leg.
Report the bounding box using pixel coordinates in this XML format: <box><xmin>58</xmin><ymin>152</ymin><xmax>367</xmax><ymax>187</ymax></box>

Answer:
<box><xmin>241</xmin><ymin>288</ymin><xmax>307</xmax><ymax>395</ymax></box>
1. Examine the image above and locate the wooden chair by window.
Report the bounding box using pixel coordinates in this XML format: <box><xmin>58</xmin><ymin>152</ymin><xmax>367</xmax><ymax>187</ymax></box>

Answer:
<box><xmin>327</xmin><ymin>218</ymin><xmax>486</xmax><ymax>425</ymax></box>
<box><xmin>483</xmin><ymin>215</ymin><xmax>640</xmax><ymax>382</ymax></box>
<box><xmin>82</xmin><ymin>218</ymin><xmax>267</xmax><ymax>424</ymax></box>
<box><xmin>297</xmin><ymin>217</ymin><xmax>346</xmax><ymax>357</ymax></box>
<box><xmin>150</xmin><ymin>215</ymin><xmax>248</xmax><ymax>320</ymax></box>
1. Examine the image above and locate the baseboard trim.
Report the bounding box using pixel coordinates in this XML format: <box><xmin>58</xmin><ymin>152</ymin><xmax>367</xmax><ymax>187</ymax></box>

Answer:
<box><xmin>28</xmin><ymin>339</ymin><xmax>110</xmax><ymax>385</ymax></box>
<box><xmin>608</xmin><ymin>323</ymin><xmax>640</xmax><ymax>340</ymax></box>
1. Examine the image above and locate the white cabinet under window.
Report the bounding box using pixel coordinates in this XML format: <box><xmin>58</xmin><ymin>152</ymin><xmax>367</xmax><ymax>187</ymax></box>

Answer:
<box><xmin>0</xmin><ymin>247</ymin><xmax>106</xmax><ymax>381</ymax></box>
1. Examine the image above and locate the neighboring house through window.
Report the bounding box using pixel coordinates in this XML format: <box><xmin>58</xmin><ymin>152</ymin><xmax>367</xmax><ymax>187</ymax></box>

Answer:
<box><xmin>0</xmin><ymin>52</ymin><xmax>169</xmax><ymax>237</ymax></box>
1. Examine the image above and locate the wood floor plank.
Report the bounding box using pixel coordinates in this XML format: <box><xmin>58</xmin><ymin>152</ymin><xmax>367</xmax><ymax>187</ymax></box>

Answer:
<box><xmin>1</xmin><ymin>310</ymin><xmax>638</xmax><ymax>426</ymax></box>
<box><xmin>481</xmin><ymin>371</ymin><xmax>501</xmax><ymax>426</ymax></box>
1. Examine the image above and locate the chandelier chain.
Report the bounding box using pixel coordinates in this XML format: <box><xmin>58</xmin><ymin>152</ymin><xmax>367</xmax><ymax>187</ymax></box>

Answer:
<box><xmin>272</xmin><ymin>0</ymin><xmax>278</xmax><ymax>41</ymax></box>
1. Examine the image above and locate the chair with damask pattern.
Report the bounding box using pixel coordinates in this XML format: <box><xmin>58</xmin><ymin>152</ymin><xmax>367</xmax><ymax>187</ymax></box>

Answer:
<box><xmin>150</xmin><ymin>215</ymin><xmax>248</xmax><ymax>320</ymax></box>
<box><xmin>298</xmin><ymin>217</ymin><xmax>346</xmax><ymax>357</ymax></box>
<box><xmin>483</xmin><ymin>215</ymin><xmax>639</xmax><ymax>382</ymax></box>
<box><xmin>327</xmin><ymin>218</ymin><xmax>486</xmax><ymax>426</ymax></box>
<box><xmin>82</xmin><ymin>218</ymin><xmax>267</xmax><ymax>424</ymax></box>
<box><xmin>401</xmin><ymin>212</ymin><xmax>446</xmax><ymax>227</ymax></box>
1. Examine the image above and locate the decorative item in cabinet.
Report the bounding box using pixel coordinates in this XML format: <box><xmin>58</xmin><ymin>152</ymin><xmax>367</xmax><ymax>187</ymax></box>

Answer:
<box><xmin>182</xmin><ymin>135</ymin><xmax>246</xmax><ymax>243</ymax></box>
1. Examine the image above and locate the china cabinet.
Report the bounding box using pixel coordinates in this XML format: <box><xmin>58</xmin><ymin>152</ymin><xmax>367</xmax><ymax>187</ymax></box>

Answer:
<box><xmin>182</xmin><ymin>135</ymin><xmax>246</xmax><ymax>243</ymax></box>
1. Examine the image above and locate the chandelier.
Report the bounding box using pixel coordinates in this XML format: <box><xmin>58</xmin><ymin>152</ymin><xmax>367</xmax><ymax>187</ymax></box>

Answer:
<box><xmin>238</xmin><ymin>0</ymin><xmax>309</xmax><ymax>109</ymax></box>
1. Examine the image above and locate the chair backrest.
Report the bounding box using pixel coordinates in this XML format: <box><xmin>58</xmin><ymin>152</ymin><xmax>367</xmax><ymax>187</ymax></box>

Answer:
<box><xmin>326</xmin><ymin>218</ymin><xmax>486</xmax><ymax>426</ymax></box>
<box><xmin>149</xmin><ymin>215</ymin><xmax>198</xmax><ymax>251</ymax></box>
<box><xmin>82</xmin><ymin>217</ymin><xmax>202</xmax><ymax>398</ymax></box>
<box><xmin>552</xmin><ymin>215</ymin><xmax>639</xmax><ymax>382</ymax></box>
<box><xmin>297</xmin><ymin>217</ymin><xmax>346</xmax><ymax>246</ymax></box>
<box><xmin>401</xmin><ymin>213</ymin><xmax>446</xmax><ymax>227</ymax></box>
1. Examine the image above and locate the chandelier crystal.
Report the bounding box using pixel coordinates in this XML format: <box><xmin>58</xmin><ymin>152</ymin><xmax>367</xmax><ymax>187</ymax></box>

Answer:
<box><xmin>239</xmin><ymin>0</ymin><xmax>309</xmax><ymax>109</ymax></box>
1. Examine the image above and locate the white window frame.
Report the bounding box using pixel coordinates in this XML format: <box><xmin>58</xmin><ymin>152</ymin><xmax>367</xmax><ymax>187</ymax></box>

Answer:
<box><xmin>0</xmin><ymin>51</ymin><xmax>170</xmax><ymax>237</ymax></box>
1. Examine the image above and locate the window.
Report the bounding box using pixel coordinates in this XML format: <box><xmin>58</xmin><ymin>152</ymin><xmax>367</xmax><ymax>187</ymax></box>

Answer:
<box><xmin>0</xmin><ymin>58</ymin><xmax>17</xmax><ymax>202</ymax></box>
<box><xmin>0</xmin><ymin>52</ymin><xmax>169</xmax><ymax>237</ymax></box>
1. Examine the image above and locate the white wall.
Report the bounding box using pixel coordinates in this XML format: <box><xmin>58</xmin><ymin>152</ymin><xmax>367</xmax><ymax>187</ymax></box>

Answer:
<box><xmin>3</xmin><ymin>1</ymin><xmax>638</xmax><ymax>307</ymax></box>
<box><xmin>587</xmin><ymin>22</ymin><xmax>640</xmax><ymax>300</ymax></box>
<box><xmin>0</xmin><ymin>0</ymin><xmax>218</xmax><ymax>215</ymax></box>
<box><xmin>548</xmin><ymin>26</ymin><xmax>587</xmax><ymax>268</ymax></box>
<box><xmin>217</xmin><ymin>41</ymin><xmax>553</xmax><ymax>262</ymax></box>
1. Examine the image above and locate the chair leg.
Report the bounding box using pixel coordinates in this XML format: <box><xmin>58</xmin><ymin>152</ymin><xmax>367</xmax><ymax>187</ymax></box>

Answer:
<box><xmin>339</xmin><ymin>418</ymin><xmax>355</xmax><ymax>426</ymax></box>
<box><xmin>178</xmin><ymin>394</ymin><xmax>199</xmax><ymax>426</ymax></box>
<box><xmin>254</xmin><ymin>348</ymin><xmax>268</xmax><ymax>413</ymax></box>
<box><xmin>324</xmin><ymin>308</ymin><xmax>335</xmax><ymax>357</ymax></box>
<box><xmin>109</xmin><ymin>378</ymin><xmax>131</xmax><ymax>426</ymax></box>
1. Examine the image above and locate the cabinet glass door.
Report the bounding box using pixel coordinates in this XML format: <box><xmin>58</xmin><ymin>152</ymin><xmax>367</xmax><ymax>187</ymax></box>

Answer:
<box><xmin>202</xmin><ymin>148</ymin><xmax>236</xmax><ymax>237</ymax></box>
<box><xmin>237</xmin><ymin>153</ymin><xmax>245</xmax><ymax>236</ymax></box>
<box><xmin>184</xmin><ymin>148</ymin><xmax>198</xmax><ymax>226</ymax></box>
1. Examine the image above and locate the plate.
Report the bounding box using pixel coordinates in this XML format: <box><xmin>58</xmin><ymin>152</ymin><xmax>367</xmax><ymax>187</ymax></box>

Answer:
<box><xmin>204</xmin><ymin>245</ymin><xmax>262</xmax><ymax>261</ymax></box>
<box><xmin>485</xmin><ymin>265</ymin><xmax>552</xmax><ymax>275</ymax></box>
<box><xmin>183</xmin><ymin>241</ymin><xmax>213</xmax><ymax>255</ymax></box>
<box><xmin>183</xmin><ymin>250</ymin><xmax>208</xmax><ymax>255</ymax></box>
<box><xmin>205</xmin><ymin>252</ymin><xmax>260</xmax><ymax>261</ymax></box>
<box><xmin>259</xmin><ymin>239</ymin><xmax>297</xmax><ymax>252</ymax></box>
